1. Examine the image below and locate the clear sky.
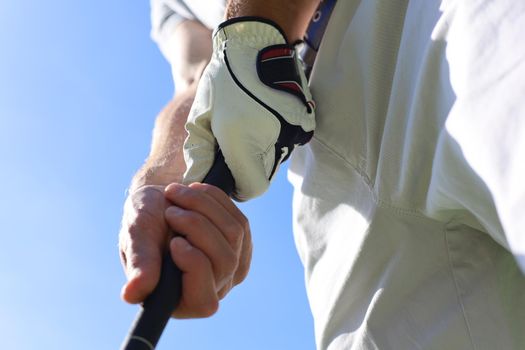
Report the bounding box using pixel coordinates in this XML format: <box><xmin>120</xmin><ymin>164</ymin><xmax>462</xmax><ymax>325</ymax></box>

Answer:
<box><xmin>0</xmin><ymin>1</ymin><xmax>314</xmax><ymax>349</ymax></box>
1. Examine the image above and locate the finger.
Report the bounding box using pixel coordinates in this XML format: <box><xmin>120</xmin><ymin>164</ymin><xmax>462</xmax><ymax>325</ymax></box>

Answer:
<box><xmin>188</xmin><ymin>182</ymin><xmax>250</xmax><ymax>231</ymax></box>
<box><xmin>165</xmin><ymin>183</ymin><xmax>245</xmax><ymax>253</ymax></box>
<box><xmin>233</xmin><ymin>224</ymin><xmax>252</xmax><ymax>286</ymax></box>
<box><xmin>119</xmin><ymin>226</ymin><xmax>163</xmax><ymax>304</ymax></box>
<box><xmin>169</xmin><ymin>236</ymin><xmax>219</xmax><ymax>318</ymax></box>
<box><xmin>216</xmin><ymin>227</ymin><xmax>252</xmax><ymax>299</ymax></box>
<box><xmin>165</xmin><ymin>206</ymin><xmax>237</xmax><ymax>290</ymax></box>
<box><xmin>187</xmin><ymin>183</ymin><xmax>253</xmax><ymax>287</ymax></box>
<box><xmin>119</xmin><ymin>186</ymin><xmax>173</xmax><ymax>304</ymax></box>
<box><xmin>180</xmin><ymin>183</ymin><xmax>253</xmax><ymax>288</ymax></box>
<box><xmin>216</xmin><ymin>236</ymin><xmax>253</xmax><ymax>299</ymax></box>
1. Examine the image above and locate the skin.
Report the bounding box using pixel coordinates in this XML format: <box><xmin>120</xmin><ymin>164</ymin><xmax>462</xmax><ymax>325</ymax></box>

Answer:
<box><xmin>119</xmin><ymin>1</ymin><xmax>318</xmax><ymax>319</ymax></box>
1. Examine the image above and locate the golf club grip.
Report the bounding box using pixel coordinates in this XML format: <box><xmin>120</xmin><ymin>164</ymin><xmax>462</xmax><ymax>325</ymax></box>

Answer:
<box><xmin>122</xmin><ymin>151</ymin><xmax>235</xmax><ymax>350</ymax></box>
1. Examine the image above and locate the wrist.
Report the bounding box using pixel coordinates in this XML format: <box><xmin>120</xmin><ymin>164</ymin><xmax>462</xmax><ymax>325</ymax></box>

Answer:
<box><xmin>130</xmin><ymin>162</ymin><xmax>184</xmax><ymax>194</ymax></box>
<box><xmin>225</xmin><ymin>1</ymin><xmax>319</xmax><ymax>42</ymax></box>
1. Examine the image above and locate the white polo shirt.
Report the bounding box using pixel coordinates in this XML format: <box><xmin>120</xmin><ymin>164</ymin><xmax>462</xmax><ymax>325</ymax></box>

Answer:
<box><xmin>289</xmin><ymin>0</ymin><xmax>525</xmax><ymax>349</ymax></box>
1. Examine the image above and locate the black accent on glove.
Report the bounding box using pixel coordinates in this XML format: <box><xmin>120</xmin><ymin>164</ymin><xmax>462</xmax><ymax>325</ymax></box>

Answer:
<box><xmin>257</xmin><ymin>45</ymin><xmax>315</xmax><ymax>113</ymax></box>
<box><xmin>222</xmin><ymin>43</ymin><xmax>314</xmax><ymax>181</ymax></box>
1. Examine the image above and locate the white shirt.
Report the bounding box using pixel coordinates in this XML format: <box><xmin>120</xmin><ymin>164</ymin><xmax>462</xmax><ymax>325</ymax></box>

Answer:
<box><xmin>289</xmin><ymin>0</ymin><xmax>525</xmax><ymax>348</ymax></box>
<box><xmin>150</xmin><ymin>0</ymin><xmax>226</xmax><ymax>62</ymax></box>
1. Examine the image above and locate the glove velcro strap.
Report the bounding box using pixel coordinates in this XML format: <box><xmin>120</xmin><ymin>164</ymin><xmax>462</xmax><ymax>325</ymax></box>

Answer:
<box><xmin>215</xmin><ymin>17</ymin><xmax>288</xmax><ymax>51</ymax></box>
<box><xmin>257</xmin><ymin>45</ymin><xmax>315</xmax><ymax>113</ymax></box>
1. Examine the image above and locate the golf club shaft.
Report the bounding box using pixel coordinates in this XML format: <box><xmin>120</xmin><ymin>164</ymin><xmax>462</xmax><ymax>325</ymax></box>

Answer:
<box><xmin>121</xmin><ymin>151</ymin><xmax>235</xmax><ymax>350</ymax></box>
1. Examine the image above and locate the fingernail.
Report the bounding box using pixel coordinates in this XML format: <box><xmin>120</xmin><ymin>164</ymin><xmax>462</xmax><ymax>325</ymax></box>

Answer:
<box><xmin>165</xmin><ymin>183</ymin><xmax>183</xmax><ymax>194</ymax></box>
<box><xmin>166</xmin><ymin>206</ymin><xmax>183</xmax><ymax>218</ymax></box>
<box><xmin>173</xmin><ymin>237</ymin><xmax>192</xmax><ymax>251</ymax></box>
<box><xmin>166</xmin><ymin>206</ymin><xmax>181</xmax><ymax>213</ymax></box>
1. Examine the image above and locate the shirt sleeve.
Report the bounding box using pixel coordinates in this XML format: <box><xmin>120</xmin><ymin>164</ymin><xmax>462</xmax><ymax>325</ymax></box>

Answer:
<box><xmin>426</xmin><ymin>0</ymin><xmax>525</xmax><ymax>273</ymax></box>
<box><xmin>150</xmin><ymin>0</ymin><xmax>195</xmax><ymax>61</ymax></box>
<box><xmin>150</xmin><ymin>0</ymin><xmax>225</xmax><ymax>62</ymax></box>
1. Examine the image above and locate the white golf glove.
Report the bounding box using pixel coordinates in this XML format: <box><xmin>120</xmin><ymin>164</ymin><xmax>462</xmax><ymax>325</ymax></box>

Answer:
<box><xmin>183</xmin><ymin>18</ymin><xmax>316</xmax><ymax>201</ymax></box>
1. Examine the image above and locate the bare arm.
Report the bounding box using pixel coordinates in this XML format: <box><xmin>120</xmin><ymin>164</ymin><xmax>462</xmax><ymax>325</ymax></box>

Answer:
<box><xmin>130</xmin><ymin>20</ymin><xmax>212</xmax><ymax>191</ymax></box>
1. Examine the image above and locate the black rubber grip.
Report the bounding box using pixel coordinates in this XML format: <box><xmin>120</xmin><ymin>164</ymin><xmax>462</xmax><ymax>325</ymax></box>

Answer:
<box><xmin>121</xmin><ymin>151</ymin><xmax>235</xmax><ymax>349</ymax></box>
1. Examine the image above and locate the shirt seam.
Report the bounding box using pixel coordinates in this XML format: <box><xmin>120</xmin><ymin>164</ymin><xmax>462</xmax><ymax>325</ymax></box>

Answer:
<box><xmin>444</xmin><ymin>227</ymin><xmax>477</xmax><ymax>350</ymax></box>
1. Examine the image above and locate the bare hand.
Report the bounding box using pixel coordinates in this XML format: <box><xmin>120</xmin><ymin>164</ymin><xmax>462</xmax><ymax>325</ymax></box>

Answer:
<box><xmin>164</xmin><ymin>182</ymin><xmax>252</xmax><ymax>318</ymax></box>
<box><xmin>119</xmin><ymin>185</ymin><xmax>170</xmax><ymax>304</ymax></box>
<box><xmin>118</xmin><ymin>183</ymin><xmax>252</xmax><ymax>318</ymax></box>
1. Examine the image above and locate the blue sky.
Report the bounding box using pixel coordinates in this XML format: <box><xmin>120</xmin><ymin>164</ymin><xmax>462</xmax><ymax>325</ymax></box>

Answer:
<box><xmin>0</xmin><ymin>1</ymin><xmax>314</xmax><ymax>349</ymax></box>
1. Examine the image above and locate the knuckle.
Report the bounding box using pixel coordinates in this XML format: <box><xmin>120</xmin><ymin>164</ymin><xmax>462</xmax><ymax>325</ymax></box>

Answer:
<box><xmin>218</xmin><ymin>282</ymin><xmax>233</xmax><ymax>300</ymax></box>
<box><xmin>217</xmin><ymin>249</ymin><xmax>238</xmax><ymax>280</ymax></box>
<box><xmin>196</xmin><ymin>183</ymin><xmax>214</xmax><ymax>192</ymax></box>
<box><xmin>197</xmin><ymin>299</ymin><xmax>219</xmax><ymax>317</ymax></box>
<box><xmin>224</xmin><ymin>222</ymin><xmax>244</xmax><ymax>246</ymax></box>
<box><xmin>200</xmin><ymin>183</ymin><xmax>221</xmax><ymax>197</ymax></box>
<box><xmin>224</xmin><ymin>248</ymin><xmax>238</xmax><ymax>270</ymax></box>
<box><xmin>239</xmin><ymin>213</ymin><xmax>250</xmax><ymax>233</ymax></box>
<box><xmin>190</xmin><ymin>183</ymin><xmax>227</xmax><ymax>203</ymax></box>
<box><xmin>234</xmin><ymin>245</ymin><xmax>253</xmax><ymax>285</ymax></box>
<box><xmin>234</xmin><ymin>261</ymin><xmax>250</xmax><ymax>285</ymax></box>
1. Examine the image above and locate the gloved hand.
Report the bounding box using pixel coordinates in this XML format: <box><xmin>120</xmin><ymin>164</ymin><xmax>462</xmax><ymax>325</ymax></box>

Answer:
<box><xmin>183</xmin><ymin>17</ymin><xmax>315</xmax><ymax>201</ymax></box>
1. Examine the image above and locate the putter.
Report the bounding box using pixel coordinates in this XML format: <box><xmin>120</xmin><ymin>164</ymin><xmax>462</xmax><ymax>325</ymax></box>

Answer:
<box><xmin>121</xmin><ymin>151</ymin><xmax>235</xmax><ymax>350</ymax></box>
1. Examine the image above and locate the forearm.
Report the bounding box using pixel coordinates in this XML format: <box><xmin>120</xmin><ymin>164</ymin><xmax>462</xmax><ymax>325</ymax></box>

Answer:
<box><xmin>131</xmin><ymin>20</ymin><xmax>212</xmax><ymax>192</ymax></box>
<box><xmin>226</xmin><ymin>0</ymin><xmax>319</xmax><ymax>42</ymax></box>
<box><xmin>130</xmin><ymin>84</ymin><xmax>197</xmax><ymax>191</ymax></box>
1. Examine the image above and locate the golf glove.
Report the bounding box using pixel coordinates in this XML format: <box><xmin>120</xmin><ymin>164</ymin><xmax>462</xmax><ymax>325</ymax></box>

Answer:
<box><xmin>183</xmin><ymin>18</ymin><xmax>316</xmax><ymax>201</ymax></box>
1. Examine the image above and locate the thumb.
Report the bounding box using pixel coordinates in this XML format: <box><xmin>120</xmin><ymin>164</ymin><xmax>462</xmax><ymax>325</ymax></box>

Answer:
<box><xmin>121</xmin><ymin>235</ymin><xmax>163</xmax><ymax>304</ymax></box>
